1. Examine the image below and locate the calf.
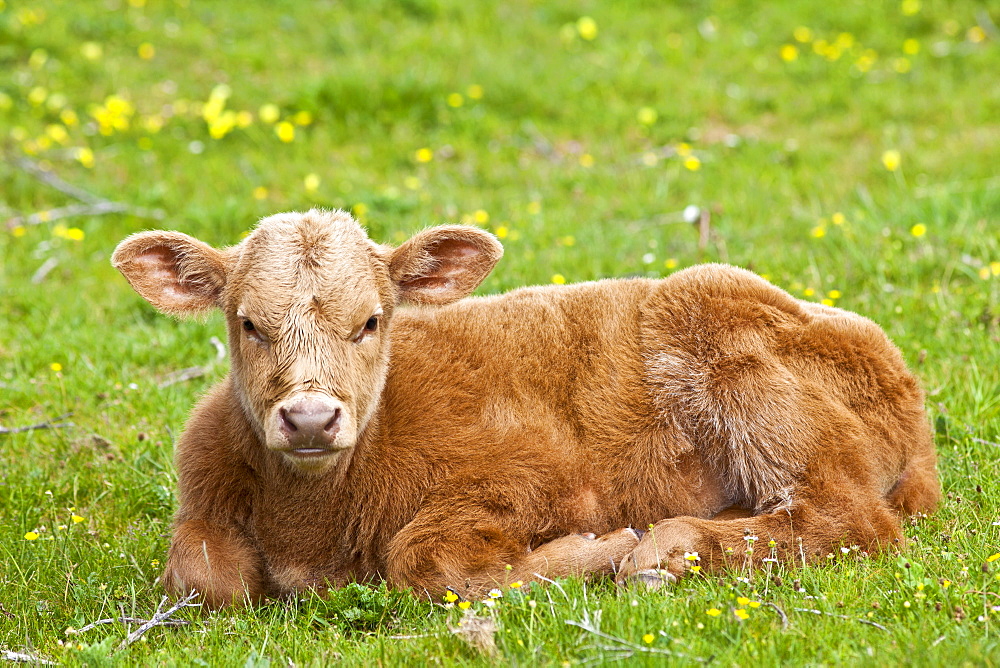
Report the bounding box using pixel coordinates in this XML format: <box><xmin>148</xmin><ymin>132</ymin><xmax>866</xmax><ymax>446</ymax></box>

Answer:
<box><xmin>112</xmin><ymin>209</ymin><xmax>939</xmax><ymax>608</ymax></box>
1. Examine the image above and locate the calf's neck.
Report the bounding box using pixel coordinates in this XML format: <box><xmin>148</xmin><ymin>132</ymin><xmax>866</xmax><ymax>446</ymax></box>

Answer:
<box><xmin>112</xmin><ymin>209</ymin><xmax>939</xmax><ymax>607</ymax></box>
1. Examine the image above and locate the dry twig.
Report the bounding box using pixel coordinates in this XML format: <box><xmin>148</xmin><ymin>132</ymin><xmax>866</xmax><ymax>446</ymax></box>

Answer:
<box><xmin>0</xmin><ymin>412</ymin><xmax>74</xmax><ymax>435</ymax></box>
<box><xmin>4</xmin><ymin>157</ymin><xmax>165</xmax><ymax>229</ymax></box>
<box><xmin>70</xmin><ymin>616</ymin><xmax>190</xmax><ymax>635</ymax></box>
<box><xmin>566</xmin><ymin>610</ymin><xmax>707</xmax><ymax>662</ymax></box>
<box><xmin>765</xmin><ymin>601</ymin><xmax>790</xmax><ymax>630</ymax></box>
<box><xmin>158</xmin><ymin>337</ymin><xmax>226</xmax><ymax>388</ymax></box>
<box><xmin>71</xmin><ymin>591</ymin><xmax>200</xmax><ymax>653</ymax></box>
<box><xmin>113</xmin><ymin>592</ymin><xmax>201</xmax><ymax>652</ymax></box>
<box><xmin>793</xmin><ymin>607</ymin><xmax>888</xmax><ymax>632</ymax></box>
<box><xmin>2</xmin><ymin>649</ymin><xmax>55</xmax><ymax>665</ymax></box>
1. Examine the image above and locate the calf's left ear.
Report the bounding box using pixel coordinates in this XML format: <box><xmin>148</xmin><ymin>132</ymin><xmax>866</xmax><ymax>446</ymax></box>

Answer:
<box><xmin>388</xmin><ymin>225</ymin><xmax>503</xmax><ymax>305</ymax></box>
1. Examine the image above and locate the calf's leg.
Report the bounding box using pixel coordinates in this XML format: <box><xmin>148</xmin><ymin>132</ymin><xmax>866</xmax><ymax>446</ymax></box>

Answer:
<box><xmin>616</xmin><ymin>485</ymin><xmax>903</xmax><ymax>586</ymax></box>
<box><xmin>162</xmin><ymin>520</ymin><xmax>266</xmax><ymax>609</ymax></box>
<box><xmin>385</xmin><ymin>499</ymin><xmax>639</xmax><ymax>600</ymax></box>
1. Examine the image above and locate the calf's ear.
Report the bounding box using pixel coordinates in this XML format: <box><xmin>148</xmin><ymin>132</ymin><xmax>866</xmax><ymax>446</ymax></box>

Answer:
<box><xmin>112</xmin><ymin>231</ymin><xmax>229</xmax><ymax>316</ymax></box>
<box><xmin>388</xmin><ymin>225</ymin><xmax>503</xmax><ymax>305</ymax></box>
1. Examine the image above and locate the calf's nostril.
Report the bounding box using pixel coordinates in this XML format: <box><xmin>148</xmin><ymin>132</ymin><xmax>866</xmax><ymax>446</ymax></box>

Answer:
<box><xmin>324</xmin><ymin>408</ymin><xmax>342</xmax><ymax>433</ymax></box>
<box><xmin>279</xmin><ymin>408</ymin><xmax>298</xmax><ymax>432</ymax></box>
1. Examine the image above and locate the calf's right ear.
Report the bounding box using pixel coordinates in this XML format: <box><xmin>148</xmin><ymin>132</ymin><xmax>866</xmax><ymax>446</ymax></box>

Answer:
<box><xmin>112</xmin><ymin>231</ymin><xmax>229</xmax><ymax>316</ymax></box>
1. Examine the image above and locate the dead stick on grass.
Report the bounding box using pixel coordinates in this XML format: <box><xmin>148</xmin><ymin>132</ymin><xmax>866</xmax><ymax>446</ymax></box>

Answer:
<box><xmin>4</xmin><ymin>157</ymin><xmax>164</xmax><ymax>229</ymax></box>
<box><xmin>113</xmin><ymin>592</ymin><xmax>201</xmax><ymax>653</ymax></box>
<box><xmin>793</xmin><ymin>607</ymin><xmax>888</xmax><ymax>632</ymax></box>
<box><xmin>0</xmin><ymin>412</ymin><xmax>74</xmax><ymax>435</ymax></box>
<box><xmin>68</xmin><ymin>591</ymin><xmax>201</xmax><ymax>653</ymax></box>
<box><xmin>765</xmin><ymin>601</ymin><xmax>790</xmax><ymax>630</ymax></box>
<box><xmin>71</xmin><ymin>616</ymin><xmax>190</xmax><ymax>635</ymax></box>
<box><xmin>566</xmin><ymin>615</ymin><xmax>707</xmax><ymax>662</ymax></box>
<box><xmin>2</xmin><ymin>650</ymin><xmax>55</xmax><ymax>665</ymax></box>
<box><xmin>158</xmin><ymin>337</ymin><xmax>226</xmax><ymax>388</ymax></box>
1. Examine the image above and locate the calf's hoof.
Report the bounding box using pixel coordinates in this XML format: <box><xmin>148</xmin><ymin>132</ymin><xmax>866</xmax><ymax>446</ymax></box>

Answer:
<box><xmin>619</xmin><ymin>568</ymin><xmax>677</xmax><ymax>590</ymax></box>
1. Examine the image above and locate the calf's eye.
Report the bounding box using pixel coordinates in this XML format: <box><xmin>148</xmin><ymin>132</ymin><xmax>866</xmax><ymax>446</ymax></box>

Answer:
<box><xmin>243</xmin><ymin>319</ymin><xmax>256</xmax><ymax>332</ymax></box>
<box><xmin>353</xmin><ymin>316</ymin><xmax>380</xmax><ymax>343</ymax></box>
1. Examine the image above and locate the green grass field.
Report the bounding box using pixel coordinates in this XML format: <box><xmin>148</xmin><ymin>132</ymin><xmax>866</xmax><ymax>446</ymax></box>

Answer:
<box><xmin>2</xmin><ymin>0</ymin><xmax>1000</xmax><ymax>664</ymax></box>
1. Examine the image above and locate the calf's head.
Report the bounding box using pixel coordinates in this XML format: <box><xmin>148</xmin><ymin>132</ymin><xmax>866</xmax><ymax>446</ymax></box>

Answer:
<box><xmin>112</xmin><ymin>209</ymin><xmax>502</xmax><ymax>472</ymax></box>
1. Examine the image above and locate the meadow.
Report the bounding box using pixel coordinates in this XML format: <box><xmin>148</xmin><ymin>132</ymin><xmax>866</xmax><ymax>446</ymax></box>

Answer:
<box><xmin>2</xmin><ymin>0</ymin><xmax>1000</xmax><ymax>664</ymax></box>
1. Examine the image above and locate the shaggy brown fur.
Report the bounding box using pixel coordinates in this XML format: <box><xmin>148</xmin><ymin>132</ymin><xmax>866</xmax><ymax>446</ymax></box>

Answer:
<box><xmin>112</xmin><ymin>209</ymin><xmax>939</xmax><ymax>608</ymax></box>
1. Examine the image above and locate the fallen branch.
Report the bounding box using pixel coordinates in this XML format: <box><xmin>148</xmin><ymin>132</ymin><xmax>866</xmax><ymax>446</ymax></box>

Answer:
<box><xmin>158</xmin><ymin>337</ymin><xmax>226</xmax><ymax>388</ymax></box>
<box><xmin>566</xmin><ymin>611</ymin><xmax>707</xmax><ymax>662</ymax></box>
<box><xmin>793</xmin><ymin>607</ymin><xmax>888</xmax><ymax>632</ymax></box>
<box><xmin>0</xmin><ymin>412</ymin><xmax>74</xmax><ymax>435</ymax></box>
<box><xmin>765</xmin><ymin>601</ymin><xmax>789</xmax><ymax>630</ymax></box>
<box><xmin>31</xmin><ymin>257</ymin><xmax>60</xmax><ymax>284</ymax></box>
<box><xmin>70</xmin><ymin>592</ymin><xmax>201</xmax><ymax>653</ymax></box>
<box><xmin>14</xmin><ymin>156</ymin><xmax>101</xmax><ymax>203</ymax></box>
<box><xmin>2</xmin><ymin>650</ymin><xmax>55</xmax><ymax>665</ymax></box>
<box><xmin>385</xmin><ymin>632</ymin><xmax>442</xmax><ymax>640</ymax></box>
<box><xmin>4</xmin><ymin>157</ymin><xmax>165</xmax><ymax>230</ymax></box>
<box><xmin>70</xmin><ymin>615</ymin><xmax>190</xmax><ymax>635</ymax></box>
<box><xmin>113</xmin><ymin>592</ymin><xmax>201</xmax><ymax>652</ymax></box>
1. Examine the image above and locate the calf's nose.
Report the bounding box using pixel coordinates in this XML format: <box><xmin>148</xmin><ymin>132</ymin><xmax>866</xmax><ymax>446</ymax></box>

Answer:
<box><xmin>278</xmin><ymin>399</ymin><xmax>342</xmax><ymax>448</ymax></box>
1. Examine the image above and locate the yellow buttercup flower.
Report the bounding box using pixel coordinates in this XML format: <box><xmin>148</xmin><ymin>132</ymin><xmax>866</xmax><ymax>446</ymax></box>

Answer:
<box><xmin>577</xmin><ymin>16</ymin><xmax>597</xmax><ymax>41</ymax></box>
<box><xmin>780</xmin><ymin>44</ymin><xmax>799</xmax><ymax>62</ymax></box>
<box><xmin>81</xmin><ymin>42</ymin><xmax>103</xmax><ymax>61</ymax></box>
<box><xmin>259</xmin><ymin>104</ymin><xmax>280</xmax><ymax>124</ymax></box>
<box><xmin>882</xmin><ymin>150</ymin><xmax>901</xmax><ymax>172</ymax></box>
<box><xmin>275</xmin><ymin>121</ymin><xmax>295</xmax><ymax>142</ymax></box>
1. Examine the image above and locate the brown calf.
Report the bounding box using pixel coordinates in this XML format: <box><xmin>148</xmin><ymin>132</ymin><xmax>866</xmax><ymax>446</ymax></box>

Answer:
<box><xmin>112</xmin><ymin>209</ymin><xmax>939</xmax><ymax>608</ymax></box>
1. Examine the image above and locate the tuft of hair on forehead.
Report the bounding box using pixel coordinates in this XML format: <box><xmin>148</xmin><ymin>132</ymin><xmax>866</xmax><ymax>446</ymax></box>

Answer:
<box><xmin>242</xmin><ymin>208</ymin><xmax>379</xmax><ymax>268</ymax></box>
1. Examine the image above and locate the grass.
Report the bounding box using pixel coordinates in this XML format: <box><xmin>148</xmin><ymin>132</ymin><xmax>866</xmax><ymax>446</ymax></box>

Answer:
<box><xmin>2</xmin><ymin>0</ymin><xmax>1000</xmax><ymax>664</ymax></box>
